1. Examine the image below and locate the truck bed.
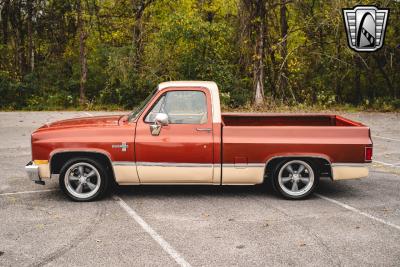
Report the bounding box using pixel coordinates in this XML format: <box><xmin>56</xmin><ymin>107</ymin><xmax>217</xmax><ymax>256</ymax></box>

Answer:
<box><xmin>221</xmin><ymin>113</ymin><xmax>371</xmax><ymax>174</ymax></box>
<box><xmin>222</xmin><ymin>113</ymin><xmax>363</xmax><ymax>127</ymax></box>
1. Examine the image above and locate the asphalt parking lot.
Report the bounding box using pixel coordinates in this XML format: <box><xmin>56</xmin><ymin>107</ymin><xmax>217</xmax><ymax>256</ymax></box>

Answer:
<box><xmin>0</xmin><ymin>111</ymin><xmax>399</xmax><ymax>267</ymax></box>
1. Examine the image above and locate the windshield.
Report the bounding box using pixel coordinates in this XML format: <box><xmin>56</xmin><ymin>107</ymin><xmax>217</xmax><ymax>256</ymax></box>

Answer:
<box><xmin>128</xmin><ymin>89</ymin><xmax>157</xmax><ymax>121</ymax></box>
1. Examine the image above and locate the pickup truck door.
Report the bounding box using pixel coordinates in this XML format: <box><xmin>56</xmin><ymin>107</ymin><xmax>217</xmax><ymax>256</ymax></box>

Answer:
<box><xmin>135</xmin><ymin>87</ymin><xmax>214</xmax><ymax>183</ymax></box>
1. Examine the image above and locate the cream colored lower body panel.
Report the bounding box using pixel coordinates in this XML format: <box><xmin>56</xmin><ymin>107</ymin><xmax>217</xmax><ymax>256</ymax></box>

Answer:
<box><xmin>212</xmin><ymin>164</ymin><xmax>221</xmax><ymax>185</ymax></box>
<box><xmin>38</xmin><ymin>164</ymin><xmax>51</xmax><ymax>179</ymax></box>
<box><xmin>332</xmin><ymin>164</ymin><xmax>369</xmax><ymax>180</ymax></box>
<box><xmin>222</xmin><ymin>164</ymin><xmax>265</xmax><ymax>185</ymax></box>
<box><xmin>112</xmin><ymin>162</ymin><xmax>265</xmax><ymax>185</ymax></box>
<box><xmin>137</xmin><ymin>163</ymin><xmax>213</xmax><ymax>183</ymax></box>
<box><xmin>113</xmin><ymin>164</ymin><xmax>140</xmax><ymax>184</ymax></box>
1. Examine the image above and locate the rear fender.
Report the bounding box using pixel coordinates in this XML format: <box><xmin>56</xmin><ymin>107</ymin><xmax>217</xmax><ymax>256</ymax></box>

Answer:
<box><xmin>263</xmin><ymin>153</ymin><xmax>333</xmax><ymax>182</ymax></box>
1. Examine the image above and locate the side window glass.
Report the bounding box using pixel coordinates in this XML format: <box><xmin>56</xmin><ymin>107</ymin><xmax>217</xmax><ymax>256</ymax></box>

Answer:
<box><xmin>164</xmin><ymin>91</ymin><xmax>207</xmax><ymax>124</ymax></box>
<box><xmin>145</xmin><ymin>91</ymin><xmax>207</xmax><ymax>124</ymax></box>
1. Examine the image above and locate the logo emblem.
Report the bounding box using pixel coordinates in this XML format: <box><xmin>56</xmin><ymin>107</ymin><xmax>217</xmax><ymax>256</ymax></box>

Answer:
<box><xmin>112</xmin><ymin>142</ymin><xmax>129</xmax><ymax>152</ymax></box>
<box><xmin>343</xmin><ymin>6</ymin><xmax>389</xmax><ymax>52</ymax></box>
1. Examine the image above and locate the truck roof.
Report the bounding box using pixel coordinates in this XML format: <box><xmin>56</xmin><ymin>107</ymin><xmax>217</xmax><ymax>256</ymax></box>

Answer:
<box><xmin>157</xmin><ymin>81</ymin><xmax>221</xmax><ymax>123</ymax></box>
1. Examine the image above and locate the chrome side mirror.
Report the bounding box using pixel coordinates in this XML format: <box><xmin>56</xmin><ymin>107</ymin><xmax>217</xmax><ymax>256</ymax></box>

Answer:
<box><xmin>155</xmin><ymin>113</ymin><xmax>169</xmax><ymax>126</ymax></box>
<box><xmin>150</xmin><ymin>113</ymin><xmax>169</xmax><ymax>136</ymax></box>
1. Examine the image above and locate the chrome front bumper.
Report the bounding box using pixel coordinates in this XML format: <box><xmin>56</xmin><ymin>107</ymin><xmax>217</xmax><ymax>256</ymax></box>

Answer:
<box><xmin>25</xmin><ymin>161</ymin><xmax>45</xmax><ymax>184</ymax></box>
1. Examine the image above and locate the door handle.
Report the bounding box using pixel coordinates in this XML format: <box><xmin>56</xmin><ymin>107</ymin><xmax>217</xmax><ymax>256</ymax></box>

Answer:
<box><xmin>196</xmin><ymin>128</ymin><xmax>212</xmax><ymax>132</ymax></box>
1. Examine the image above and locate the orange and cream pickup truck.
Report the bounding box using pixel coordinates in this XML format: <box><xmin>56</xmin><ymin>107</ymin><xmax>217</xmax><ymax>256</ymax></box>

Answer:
<box><xmin>26</xmin><ymin>81</ymin><xmax>373</xmax><ymax>201</ymax></box>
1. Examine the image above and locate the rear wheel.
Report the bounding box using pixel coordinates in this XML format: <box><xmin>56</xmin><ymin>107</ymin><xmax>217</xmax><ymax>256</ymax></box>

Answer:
<box><xmin>273</xmin><ymin>159</ymin><xmax>319</xmax><ymax>200</ymax></box>
<box><xmin>59</xmin><ymin>158</ymin><xmax>109</xmax><ymax>201</ymax></box>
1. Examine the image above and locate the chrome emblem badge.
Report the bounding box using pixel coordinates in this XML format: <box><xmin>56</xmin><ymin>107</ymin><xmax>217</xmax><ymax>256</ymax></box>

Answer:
<box><xmin>112</xmin><ymin>142</ymin><xmax>129</xmax><ymax>152</ymax></box>
<box><xmin>343</xmin><ymin>6</ymin><xmax>389</xmax><ymax>52</ymax></box>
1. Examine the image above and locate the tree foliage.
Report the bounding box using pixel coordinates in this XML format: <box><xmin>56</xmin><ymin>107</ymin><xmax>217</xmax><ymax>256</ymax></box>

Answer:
<box><xmin>0</xmin><ymin>0</ymin><xmax>399</xmax><ymax>110</ymax></box>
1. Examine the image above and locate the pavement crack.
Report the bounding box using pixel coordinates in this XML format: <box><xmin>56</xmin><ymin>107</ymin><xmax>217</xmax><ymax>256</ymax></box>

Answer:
<box><xmin>28</xmin><ymin>203</ymin><xmax>107</xmax><ymax>267</ymax></box>
<box><xmin>249</xmin><ymin>195</ymin><xmax>342</xmax><ymax>267</ymax></box>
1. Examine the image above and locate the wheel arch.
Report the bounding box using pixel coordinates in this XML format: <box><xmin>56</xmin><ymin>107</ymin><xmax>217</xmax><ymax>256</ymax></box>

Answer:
<box><xmin>263</xmin><ymin>155</ymin><xmax>332</xmax><ymax>182</ymax></box>
<box><xmin>50</xmin><ymin>150</ymin><xmax>115</xmax><ymax>181</ymax></box>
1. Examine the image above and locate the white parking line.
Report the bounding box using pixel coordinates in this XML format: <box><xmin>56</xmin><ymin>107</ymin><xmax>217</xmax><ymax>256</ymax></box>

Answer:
<box><xmin>83</xmin><ymin>112</ymin><xmax>93</xmax><ymax>117</ymax></box>
<box><xmin>372</xmin><ymin>135</ymin><xmax>400</xmax><ymax>142</ymax></box>
<box><xmin>114</xmin><ymin>196</ymin><xmax>192</xmax><ymax>267</ymax></box>
<box><xmin>373</xmin><ymin>160</ymin><xmax>400</xmax><ymax>168</ymax></box>
<box><xmin>0</xmin><ymin>189</ymin><xmax>58</xmax><ymax>196</ymax></box>
<box><xmin>315</xmin><ymin>193</ymin><xmax>400</xmax><ymax>231</ymax></box>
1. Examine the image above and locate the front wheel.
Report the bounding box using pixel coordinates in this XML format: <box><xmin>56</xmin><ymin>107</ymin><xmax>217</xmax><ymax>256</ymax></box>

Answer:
<box><xmin>59</xmin><ymin>158</ymin><xmax>109</xmax><ymax>201</ymax></box>
<box><xmin>273</xmin><ymin>159</ymin><xmax>319</xmax><ymax>200</ymax></box>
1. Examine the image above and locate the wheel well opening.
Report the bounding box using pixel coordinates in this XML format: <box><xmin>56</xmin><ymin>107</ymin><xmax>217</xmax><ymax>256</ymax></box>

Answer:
<box><xmin>264</xmin><ymin>157</ymin><xmax>332</xmax><ymax>181</ymax></box>
<box><xmin>50</xmin><ymin>152</ymin><xmax>115</xmax><ymax>180</ymax></box>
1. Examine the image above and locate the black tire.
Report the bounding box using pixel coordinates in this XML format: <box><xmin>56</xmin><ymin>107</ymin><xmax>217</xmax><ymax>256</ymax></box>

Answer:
<box><xmin>273</xmin><ymin>159</ymin><xmax>319</xmax><ymax>200</ymax></box>
<box><xmin>59</xmin><ymin>157</ymin><xmax>110</xmax><ymax>202</ymax></box>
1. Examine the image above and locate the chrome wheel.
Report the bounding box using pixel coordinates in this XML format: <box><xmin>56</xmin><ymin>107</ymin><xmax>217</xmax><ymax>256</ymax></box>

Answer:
<box><xmin>278</xmin><ymin>160</ymin><xmax>314</xmax><ymax>197</ymax></box>
<box><xmin>64</xmin><ymin>162</ymin><xmax>101</xmax><ymax>199</ymax></box>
